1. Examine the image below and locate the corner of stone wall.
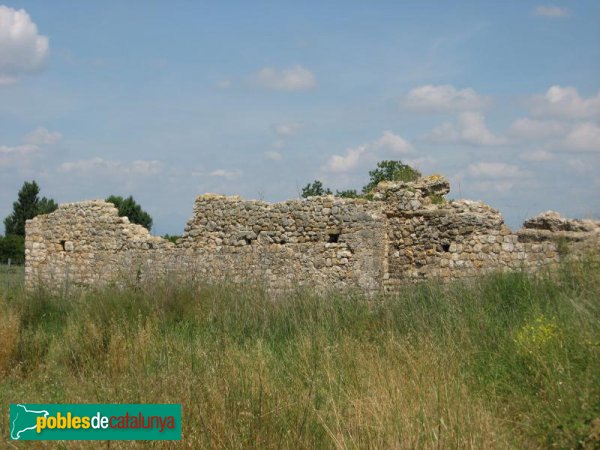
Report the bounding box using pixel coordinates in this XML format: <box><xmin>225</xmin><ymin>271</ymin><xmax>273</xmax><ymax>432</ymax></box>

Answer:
<box><xmin>517</xmin><ymin>210</ymin><xmax>600</xmax><ymax>260</ymax></box>
<box><xmin>376</xmin><ymin>175</ymin><xmax>576</xmax><ymax>286</ymax></box>
<box><xmin>25</xmin><ymin>200</ymin><xmax>174</xmax><ymax>290</ymax></box>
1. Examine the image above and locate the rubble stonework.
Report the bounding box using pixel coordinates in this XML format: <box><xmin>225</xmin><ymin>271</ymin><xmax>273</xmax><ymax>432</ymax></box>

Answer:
<box><xmin>25</xmin><ymin>176</ymin><xmax>600</xmax><ymax>293</ymax></box>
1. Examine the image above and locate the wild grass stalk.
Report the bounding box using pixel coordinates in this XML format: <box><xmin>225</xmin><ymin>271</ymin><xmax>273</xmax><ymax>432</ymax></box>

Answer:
<box><xmin>0</xmin><ymin>254</ymin><xmax>598</xmax><ymax>448</ymax></box>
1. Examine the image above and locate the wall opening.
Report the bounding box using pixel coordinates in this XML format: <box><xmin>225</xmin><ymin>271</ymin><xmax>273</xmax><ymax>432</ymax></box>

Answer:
<box><xmin>441</xmin><ymin>243</ymin><xmax>450</xmax><ymax>252</ymax></box>
<box><xmin>59</xmin><ymin>240</ymin><xmax>66</xmax><ymax>251</ymax></box>
<box><xmin>244</xmin><ymin>237</ymin><xmax>252</xmax><ymax>245</ymax></box>
<box><xmin>328</xmin><ymin>233</ymin><xmax>340</xmax><ymax>243</ymax></box>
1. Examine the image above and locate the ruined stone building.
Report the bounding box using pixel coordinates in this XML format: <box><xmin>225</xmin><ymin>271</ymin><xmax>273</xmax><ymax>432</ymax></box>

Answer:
<box><xmin>25</xmin><ymin>175</ymin><xmax>600</xmax><ymax>293</ymax></box>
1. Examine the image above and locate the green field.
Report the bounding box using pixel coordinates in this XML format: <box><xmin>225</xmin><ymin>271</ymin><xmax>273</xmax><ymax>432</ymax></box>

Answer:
<box><xmin>0</xmin><ymin>263</ymin><xmax>24</xmax><ymax>297</ymax></box>
<box><xmin>1</xmin><ymin>257</ymin><xmax>599</xmax><ymax>449</ymax></box>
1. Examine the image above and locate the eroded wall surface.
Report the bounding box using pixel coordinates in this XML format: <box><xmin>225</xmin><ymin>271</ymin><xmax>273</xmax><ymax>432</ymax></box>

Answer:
<box><xmin>26</xmin><ymin>195</ymin><xmax>386</xmax><ymax>292</ymax></box>
<box><xmin>25</xmin><ymin>176</ymin><xmax>600</xmax><ymax>293</ymax></box>
<box><xmin>25</xmin><ymin>201</ymin><xmax>175</xmax><ymax>288</ymax></box>
<box><xmin>374</xmin><ymin>177</ymin><xmax>566</xmax><ymax>288</ymax></box>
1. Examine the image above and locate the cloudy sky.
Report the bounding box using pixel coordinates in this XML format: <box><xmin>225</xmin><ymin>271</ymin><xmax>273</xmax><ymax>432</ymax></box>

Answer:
<box><xmin>1</xmin><ymin>1</ymin><xmax>599</xmax><ymax>234</ymax></box>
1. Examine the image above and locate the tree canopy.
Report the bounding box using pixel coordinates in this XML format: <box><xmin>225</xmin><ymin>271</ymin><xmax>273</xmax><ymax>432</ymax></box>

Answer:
<box><xmin>300</xmin><ymin>160</ymin><xmax>421</xmax><ymax>200</ymax></box>
<box><xmin>301</xmin><ymin>180</ymin><xmax>332</xmax><ymax>198</ymax></box>
<box><xmin>361</xmin><ymin>160</ymin><xmax>422</xmax><ymax>195</ymax></box>
<box><xmin>0</xmin><ymin>235</ymin><xmax>25</xmax><ymax>264</ymax></box>
<box><xmin>3</xmin><ymin>180</ymin><xmax>58</xmax><ymax>237</ymax></box>
<box><xmin>335</xmin><ymin>189</ymin><xmax>360</xmax><ymax>199</ymax></box>
<box><xmin>106</xmin><ymin>195</ymin><xmax>153</xmax><ymax>231</ymax></box>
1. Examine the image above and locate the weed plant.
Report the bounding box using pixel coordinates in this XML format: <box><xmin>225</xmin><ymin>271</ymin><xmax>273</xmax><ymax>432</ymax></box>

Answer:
<box><xmin>1</xmin><ymin>255</ymin><xmax>599</xmax><ymax>448</ymax></box>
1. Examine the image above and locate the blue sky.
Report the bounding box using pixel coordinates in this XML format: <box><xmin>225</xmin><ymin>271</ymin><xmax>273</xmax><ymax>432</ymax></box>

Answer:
<box><xmin>1</xmin><ymin>1</ymin><xmax>599</xmax><ymax>234</ymax></box>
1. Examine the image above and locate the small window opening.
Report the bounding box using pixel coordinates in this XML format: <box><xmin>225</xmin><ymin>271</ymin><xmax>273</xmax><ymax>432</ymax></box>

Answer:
<box><xmin>441</xmin><ymin>243</ymin><xmax>450</xmax><ymax>252</ymax></box>
<box><xmin>59</xmin><ymin>240</ymin><xmax>66</xmax><ymax>251</ymax></box>
<box><xmin>245</xmin><ymin>238</ymin><xmax>252</xmax><ymax>245</ymax></box>
<box><xmin>328</xmin><ymin>233</ymin><xmax>340</xmax><ymax>243</ymax></box>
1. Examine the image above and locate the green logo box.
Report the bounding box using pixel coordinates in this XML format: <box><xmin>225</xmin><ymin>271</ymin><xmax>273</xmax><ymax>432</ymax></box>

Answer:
<box><xmin>10</xmin><ymin>404</ymin><xmax>181</xmax><ymax>441</ymax></box>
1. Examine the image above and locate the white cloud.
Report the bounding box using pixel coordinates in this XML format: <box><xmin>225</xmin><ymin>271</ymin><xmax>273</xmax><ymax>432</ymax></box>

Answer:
<box><xmin>457</xmin><ymin>162</ymin><xmax>531</xmax><ymax>195</ymax></box>
<box><xmin>273</xmin><ymin>122</ymin><xmax>301</xmax><ymax>136</ymax></box>
<box><xmin>272</xmin><ymin>140</ymin><xmax>285</xmax><ymax>149</ymax></box>
<box><xmin>405</xmin><ymin>156</ymin><xmax>437</xmax><ymax>171</ymax></box>
<box><xmin>0</xmin><ymin>127</ymin><xmax>60</xmax><ymax>168</ymax></box>
<box><xmin>254</xmin><ymin>65</ymin><xmax>316</xmax><ymax>91</ymax></box>
<box><xmin>324</xmin><ymin>130</ymin><xmax>412</xmax><ymax>173</ymax></box>
<box><xmin>325</xmin><ymin>146</ymin><xmax>367</xmax><ymax>173</ymax></box>
<box><xmin>563</xmin><ymin>122</ymin><xmax>600</xmax><ymax>152</ymax></box>
<box><xmin>0</xmin><ymin>144</ymin><xmax>37</xmax><ymax>155</ymax></box>
<box><xmin>374</xmin><ymin>130</ymin><xmax>412</xmax><ymax>153</ymax></box>
<box><xmin>0</xmin><ymin>144</ymin><xmax>39</xmax><ymax>168</ymax></box>
<box><xmin>0</xmin><ymin>6</ymin><xmax>49</xmax><ymax>85</ymax></box>
<box><xmin>23</xmin><ymin>127</ymin><xmax>62</xmax><ymax>145</ymax></box>
<box><xmin>567</xmin><ymin>159</ymin><xmax>592</xmax><ymax>173</ymax></box>
<box><xmin>530</xmin><ymin>86</ymin><xmax>600</xmax><ymax>119</ymax></box>
<box><xmin>470</xmin><ymin>180</ymin><xmax>517</xmax><ymax>194</ymax></box>
<box><xmin>208</xmin><ymin>169</ymin><xmax>242</xmax><ymax>179</ymax></box>
<box><xmin>129</xmin><ymin>160</ymin><xmax>163</xmax><ymax>175</ymax></box>
<box><xmin>519</xmin><ymin>149</ymin><xmax>554</xmax><ymax>161</ymax></box>
<box><xmin>403</xmin><ymin>85</ymin><xmax>489</xmax><ymax>112</ymax></box>
<box><xmin>264</xmin><ymin>150</ymin><xmax>283</xmax><ymax>161</ymax></box>
<box><xmin>467</xmin><ymin>162</ymin><xmax>530</xmax><ymax>179</ymax></box>
<box><xmin>426</xmin><ymin>111</ymin><xmax>505</xmax><ymax>146</ymax></box>
<box><xmin>533</xmin><ymin>5</ymin><xmax>570</xmax><ymax>18</ymax></box>
<box><xmin>59</xmin><ymin>158</ymin><xmax>163</xmax><ymax>176</ymax></box>
<box><xmin>508</xmin><ymin>118</ymin><xmax>566</xmax><ymax>140</ymax></box>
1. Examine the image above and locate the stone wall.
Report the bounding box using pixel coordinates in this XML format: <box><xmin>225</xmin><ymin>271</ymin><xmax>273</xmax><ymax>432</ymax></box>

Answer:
<box><xmin>25</xmin><ymin>175</ymin><xmax>600</xmax><ymax>293</ymax></box>
<box><xmin>25</xmin><ymin>201</ymin><xmax>175</xmax><ymax>288</ymax></box>
<box><xmin>373</xmin><ymin>177</ymin><xmax>566</xmax><ymax>288</ymax></box>
<box><xmin>174</xmin><ymin>193</ymin><xmax>386</xmax><ymax>291</ymax></box>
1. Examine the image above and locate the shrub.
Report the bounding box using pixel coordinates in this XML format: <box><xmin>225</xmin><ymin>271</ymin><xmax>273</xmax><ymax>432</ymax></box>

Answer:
<box><xmin>0</xmin><ymin>235</ymin><xmax>25</xmax><ymax>264</ymax></box>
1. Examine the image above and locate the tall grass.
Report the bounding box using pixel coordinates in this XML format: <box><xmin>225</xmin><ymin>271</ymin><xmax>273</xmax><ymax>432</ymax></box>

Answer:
<box><xmin>1</xmin><ymin>255</ymin><xmax>599</xmax><ymax>449</ymax></box>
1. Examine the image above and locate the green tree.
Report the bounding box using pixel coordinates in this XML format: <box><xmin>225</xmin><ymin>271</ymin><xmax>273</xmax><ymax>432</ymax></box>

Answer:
<box><xmin>335</xmin><ymin>189</ymin><xmax>360</xmax><ymax>199</ymax></box>
<box><xmin>106</xmin><ymin>195</ymin><xmax>153</xmax><ymax>231</ymax></box>
<box><xmin>361</xmin><ymin>160</ymin><xmax>421</xmax><ymax>195</ymax></box>
<box><xmin>38</xmin><ymin>197</ymin><xmax>58</xmax><ymax>215</ymax></box>
<box><xmin>162</xmin><ymin>234</ymin><xmax>181</xmax><ymax>244</ymax></box>
<box><xmin>4</xmin><ymin>181</ymin><xmax>58</xmax><ymax>237</ymax></box>
<box><xmin>301</xmin><ymin>180</ymin><xmax>332</xmax><ymax>198</ymax></box>
<box><xmin>0</xmin><ymin>235</ymin><xmax>25</xmax><ymax>264</ymax></box>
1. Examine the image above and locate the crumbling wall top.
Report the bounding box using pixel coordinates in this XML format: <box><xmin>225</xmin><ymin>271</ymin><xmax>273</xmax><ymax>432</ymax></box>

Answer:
<box><xmin>23</xmin><ymin>173</ymin><xmax>599</xmax><ymax>293</ymax></box>
<box><xmin>26</xmin><ymin>200</ymin><xmax>173</xmax><ymax>250</ymax></box>
<box><xmin>373</xmin><ymin>174</ymin><xmax>450</xmax><ymax>198</ymax></box>
<box><xmin>523</xmin><ymin>210</ymin><xmax>600</xmax><ymax>233</ymax></box>
<box><xmin>518</xmin><ymin>210</ymin><xmax>600</xmax><ymax>243</ymax></box>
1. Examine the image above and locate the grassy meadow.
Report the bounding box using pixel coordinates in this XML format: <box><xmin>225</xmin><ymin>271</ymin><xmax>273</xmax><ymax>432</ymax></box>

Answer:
<box><xmin>1</xmin><ymin>256</ymin><xmax>599</xmax><ymax>449</ymax></box>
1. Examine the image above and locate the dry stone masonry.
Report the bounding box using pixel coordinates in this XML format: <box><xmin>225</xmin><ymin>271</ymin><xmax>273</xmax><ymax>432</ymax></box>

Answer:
<box><xmin>25</xmin><ymin>175</ymin><xmax>600</xmax><ymax>293</ymax></box>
